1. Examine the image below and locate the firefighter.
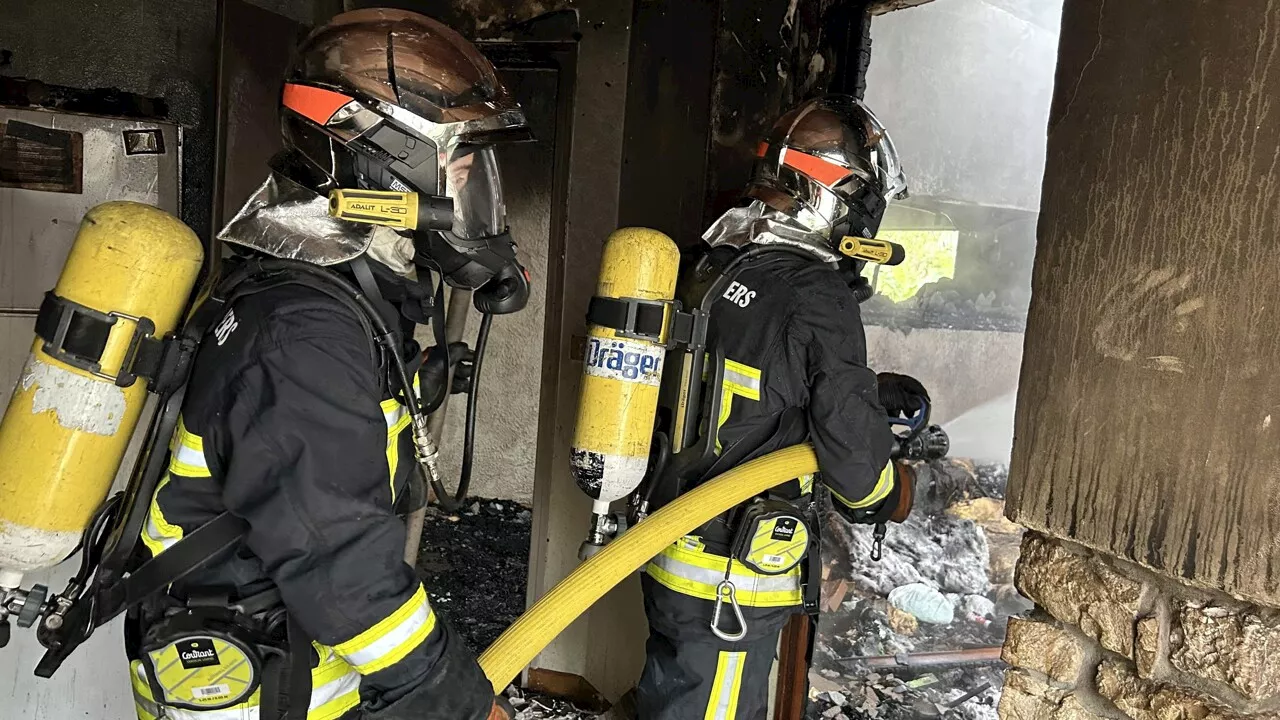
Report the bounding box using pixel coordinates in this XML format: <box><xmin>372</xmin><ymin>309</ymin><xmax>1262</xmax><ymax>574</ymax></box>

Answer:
<box><xmin>123</xmin><ymin>10</ymin><xmax>528</xmax><ymax>720</ymax></box>
<box><xmin>635</xmin><ymin>95</ymin><xmax>926</xmax><ymax>719</ymax></box>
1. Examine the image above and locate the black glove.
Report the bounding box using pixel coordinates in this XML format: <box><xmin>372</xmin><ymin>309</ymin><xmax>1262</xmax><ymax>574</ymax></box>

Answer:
<box><xmin>839</xmin><ymin>463</ymin><xmax>914</xmax><ymax>525</ymax></box>
<box><xmin>877</xmin><ymin>372</ymin><xmax>929</xmax><ymax>418</ymax></box>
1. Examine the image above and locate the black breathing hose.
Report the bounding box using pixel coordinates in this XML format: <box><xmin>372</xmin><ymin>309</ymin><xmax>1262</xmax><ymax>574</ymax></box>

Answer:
<box><xmin>453</xmin><ymin>312</ymin><xmax>492</xmax><ymax>505</ymax></box>
<box><xmin>424</xmin><ymin>311</ymin><xmax>493</xmax><ymax>510</ymax></box>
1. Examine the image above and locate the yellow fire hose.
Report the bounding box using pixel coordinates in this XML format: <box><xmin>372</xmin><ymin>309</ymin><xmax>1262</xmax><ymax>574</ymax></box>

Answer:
<box><xmin>478</xmin><ymin>443</ymin><xmax>819</xmax><ymax>691</ymax></box>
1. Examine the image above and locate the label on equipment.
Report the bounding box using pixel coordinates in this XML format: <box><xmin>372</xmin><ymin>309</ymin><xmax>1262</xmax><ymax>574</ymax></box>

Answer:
<box><xmin>178</xmin><ymin>638</ymin><xmax>220</xmax><ymax>669</ymax></box>
<box><xmin>192</xmin><ymin>685</ymin><xmax>232</xmax><ymax>700</ymax></box>
<box><xmin>584</xmin><ymin>337</ymin><xmax>664</xmax><ymax>386</ymax></box>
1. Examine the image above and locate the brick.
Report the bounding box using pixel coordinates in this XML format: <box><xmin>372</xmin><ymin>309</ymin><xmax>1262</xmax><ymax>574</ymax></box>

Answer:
<box><xmin>1168</xmin><ymin>601</ymin><xmax>1280</xmax><ymax>703</ymax></box>
<box><xmin>1016</xmin><ymin>534</ymin><xmax>1142</xmax><ymax>657</ymax></box>
<box><xmin>1002</xmin><ymin>617</ymin><xmax>1089</xmax><ymax>685</ymax></box>
<box><xmin>999</xmin><ymin>669</ymin><xmax>1100</xmax><ymax>720</ymax></box>
<box><xmin>1095</xmin><ymin>659</ymin><xmax>1245</xmax><ymax>720</ymax></box>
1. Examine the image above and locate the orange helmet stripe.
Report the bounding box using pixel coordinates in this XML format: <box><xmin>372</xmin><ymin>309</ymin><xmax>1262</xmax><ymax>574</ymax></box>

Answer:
<box><xmin>781</xmin><ymin>148</ymin><xmax>851</xmax><ymax>187</ymax></box>
<box><xmin>282</xmin><ymin>83</ymin><xmax>354</xmax><ymax>126</ymax></box>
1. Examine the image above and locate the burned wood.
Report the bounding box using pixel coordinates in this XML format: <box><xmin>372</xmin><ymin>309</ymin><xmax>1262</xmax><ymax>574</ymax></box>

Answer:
<box><xmin>840</xmin><ymin>647</ymin><xmax>1004</xmax><ymax>669</ymax></box>
<box><xmin>869</xmin><ymin>0</ymin><xmax>937</xmax><ymax>14</ymax></box>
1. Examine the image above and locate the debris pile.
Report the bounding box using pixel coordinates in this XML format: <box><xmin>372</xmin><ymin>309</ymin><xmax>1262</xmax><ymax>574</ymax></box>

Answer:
<box><xmin>415</xmin><ymin>499</ymin><xmax>534</xmax><ymax>652</ymax></box>
<box><xmin>811</xmin><ymin>458</ymin><xmax>1028</xmax><ymax>720</ymax></box>
<box><xmin>861</xmin><ymin>278</ymin><xmax>1027</xmax><ymax>332</ymax></box>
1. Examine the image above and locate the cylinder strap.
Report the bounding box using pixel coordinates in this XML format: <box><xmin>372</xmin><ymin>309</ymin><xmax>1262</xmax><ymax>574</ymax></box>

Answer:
<box><xmin>33</xmin><ymin>290</ymin><xmax>172</xmax><ymax>388</ymax></box>
<box><xmin>588</xmin><ymin>296</ymin><xmax>696</xmax><ymax>345</ymax></box>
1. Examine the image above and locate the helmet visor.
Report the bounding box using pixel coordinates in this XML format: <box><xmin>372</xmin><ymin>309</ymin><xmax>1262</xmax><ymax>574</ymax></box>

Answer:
<box><xmin>446</xmin><ymin>143</ymin><xmax>506</xmax><ymax>240</ymax></box>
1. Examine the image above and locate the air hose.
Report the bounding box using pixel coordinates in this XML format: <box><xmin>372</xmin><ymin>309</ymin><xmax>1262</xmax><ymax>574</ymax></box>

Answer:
<box><xmin>478</xmin><ymin>443</ymin><xmax>820</xmax><ymax>691</ymax></box>
<box><xmin>454</xmin><ymin>312</ymin><xmax>492</xmax><ymax>504</ymax></box>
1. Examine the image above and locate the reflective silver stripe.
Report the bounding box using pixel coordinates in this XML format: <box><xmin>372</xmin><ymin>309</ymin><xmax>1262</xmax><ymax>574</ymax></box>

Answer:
<box><xmin>722</xmin><ymin>366</ymin><xmax>759</xmax><ymax>393</ymax></box>
<box><xmin>334</xmin><ymin>586</ymin><xmax>437</xmax><ymax>674</ymax></box>
<box><xmin>648</xmin><ymin>552</ymin><xmax>801</xmax><ymax>601</ymax></box>
<box><xmin>707</xmin><ymin>652</ymin><xmax>745</xmax><ymax>720</ymax></box>
<box><xmin>311</xmin><ymin>666</ymin><xmax>366</xmax><ymax>712</ymax></box>
<box><xmin>170</xmin><ymin>442</ymin><xmax>210</xmax><ymax>475</ymax></box>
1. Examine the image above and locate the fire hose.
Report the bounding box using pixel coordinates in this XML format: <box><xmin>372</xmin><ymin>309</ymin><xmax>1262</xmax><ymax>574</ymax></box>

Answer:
<box><xmin>478</xmin><ymin>443</ymin><xmax>820</xmax><ymax>690</ymax></box>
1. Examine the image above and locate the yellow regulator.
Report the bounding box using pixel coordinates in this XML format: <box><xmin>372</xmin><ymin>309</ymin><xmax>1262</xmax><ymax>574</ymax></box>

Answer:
<box><xmin>571</xmin><ymin>228</ymin><xmax>680</xmax><ymax>539</ymax></box>
<box><xmin>0</xmin><ymin>202</ymin><xmax>203</xmax><ymax>587</ymax></box>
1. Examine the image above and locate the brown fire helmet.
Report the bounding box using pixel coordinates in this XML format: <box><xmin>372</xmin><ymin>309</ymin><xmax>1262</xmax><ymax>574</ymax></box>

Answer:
<box><xmin>265</xmin><ymin>9</ymin><xmax>530</xmax><ymax>297</ymax></box>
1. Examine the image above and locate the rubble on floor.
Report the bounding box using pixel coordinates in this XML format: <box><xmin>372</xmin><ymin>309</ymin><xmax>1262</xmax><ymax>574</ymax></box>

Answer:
<box><xmin>811</xmin><ymin>458</ymin><xmax>1026</xmax><ymax>720</ymax></box>
<box><xmin>414</xmin><ymin>499</ymin><xmax>534</xmax><ymax>652</ymax></box>
<box><xmin>507</xmin><ymin>689</ymin><xmax>599</xmax><ymax>720</ymax></box>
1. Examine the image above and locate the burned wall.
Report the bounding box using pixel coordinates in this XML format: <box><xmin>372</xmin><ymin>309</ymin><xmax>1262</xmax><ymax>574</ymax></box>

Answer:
<box><xmin>1006</xmin><ymin>0</ymin><xmax>1280</xmax><ymax>605</ymax></box>
<box><xmin>0</xmin><ymin>0</ymin><xmax>327</xmax><ymax>240</ymax></box>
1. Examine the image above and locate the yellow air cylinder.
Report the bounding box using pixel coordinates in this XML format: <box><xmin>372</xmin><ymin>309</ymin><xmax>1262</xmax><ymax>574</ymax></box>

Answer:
<box><xmin>570</xmin><ymin>228</ymin><xmax>680</xmax><ymax>516</ymax></box>
<box><xmin>0</xmin><ymin>201</ymin><xmax>203</xmax><ymax>586</ymax></box>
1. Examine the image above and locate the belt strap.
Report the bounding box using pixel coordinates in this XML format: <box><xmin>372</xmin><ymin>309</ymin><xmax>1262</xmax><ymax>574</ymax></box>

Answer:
<box><xmin>97</xmin><ymin>512</ymin><xmax>250</xmax><ymax>625</ymax></box>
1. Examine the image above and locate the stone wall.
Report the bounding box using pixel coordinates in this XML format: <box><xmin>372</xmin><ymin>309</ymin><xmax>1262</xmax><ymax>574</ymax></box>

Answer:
<box><xmin>999</xmin><ymin>533</ymin><xmax>1280</xmax><ymax>720</ymax></box>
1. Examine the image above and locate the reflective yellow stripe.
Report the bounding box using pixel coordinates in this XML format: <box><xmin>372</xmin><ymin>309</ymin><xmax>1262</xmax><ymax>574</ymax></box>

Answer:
<box><xmin>798</xmin><ymin>473</ymin><xmax>815</xmax><ymax>495</ymax></box>
<box><xmin>704</xmin><ymin>652</ymin><xmax>746</xmax><ymax>720</ymax></box>
<box><xmin>831</xmin><ymin>461</ymin><xmax>896</xmax><ymax>510</ymax></box>
<box><xmin>307</xmin><ymin>652</ymin><xmax>361</xmax><ymax>720</ymax></box>
<box><xmin>381</xmin><ymin>374</ymin><xmax>419</xmax><ymax>502</ymax></box>
<box><xmin>334</xmin><ymin>585</ymin><xmax>437</xmax><ymax>675</ymax></box>
<box><xmin>168</xmin><ymin>415</ymin><xmax>211</xmax><ymax>478</ymax></box>
<box><xmin>131</xmin><ymin>661</ymin><xmax>162</xmax><ymax>720</ymax></box>
<box><xmin>140</xmin><ymin>475</ymin><xmax>184</xmax><ymax>557</ymax></box>
<box><xmin>715</xmin><ymin>359</ymin><xmax>762</xmax><ymax>452</ymax></box>
<box><xmin>646</xmin><ymin>538</ymin><xmax>802</xmax><ymax>608</ymax></box>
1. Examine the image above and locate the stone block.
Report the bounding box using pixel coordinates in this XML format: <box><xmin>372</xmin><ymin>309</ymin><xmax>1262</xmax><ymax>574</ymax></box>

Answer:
<box><xmin>1136</xmin><ymin>615</ymin><xmax>1161</xmax><ymax>678</ymax></box>
<box><xmin>1002</xmin><ymin>617</ymin><xmax>1089</xmax><ymax>685</ymax></box>
<box><xmin>1168</xmin><ymin>601</ymin><xmax>1280</xmax><ymax>703</ymax></box>
<box><xmin>999</xmin><ymin>670</ymin><xmax>1099</xmax><ymax>720</ymax></box>
<box><xmin>1016</xmin><ymin>534</ymin><xmax>1143</xmax><ymax>657</ymax></box>
<box><xmin>1095</xmin><ymin>660</ymin><xmax>1245</xmax><ymax>720</ymax></box>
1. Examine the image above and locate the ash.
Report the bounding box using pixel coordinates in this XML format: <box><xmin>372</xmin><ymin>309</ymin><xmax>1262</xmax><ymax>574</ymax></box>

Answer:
<box><xmin>414</xmin><ymin>499</ymin><xmax>534</xmax><ymax>652</ymax></box>
<box><xmin>811</xmin><ymin>459</ymin><xmax>1028</xmax><ymax>720</ymax></box>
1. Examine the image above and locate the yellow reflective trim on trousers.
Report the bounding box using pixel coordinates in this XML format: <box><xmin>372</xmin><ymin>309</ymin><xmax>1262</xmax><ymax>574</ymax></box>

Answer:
<box><xmin>334</xmin><ymin>585</ymin><xmax>437</xmax><ymax>675</ymax></box>
<box><xmin>704</xmin><ymin>651</ymin><xmax>746</xmax><ymax>720</ymax></box>
<box><xmin>830</xmin><ymin>461</ymin><xmax>896</xmax><ymax>510</ymax></box>
<box><xmin>169</xmin><ymin>415</ymin><xmax>211</xmax><ymax>478</ymax></box>
<box><xmin>140</xmin><ymin>475</ymin><xmax>184</xmax><ymax>558</ymax></box>
<box><xmin>646</xmin><ymin>539</ymin><xmax>801</xmax><ymax>608</ymax></box>
<box><xmin>715</xmin><ymin>358</ymin><xmax>762</xmax><ymax>452</ymax></box>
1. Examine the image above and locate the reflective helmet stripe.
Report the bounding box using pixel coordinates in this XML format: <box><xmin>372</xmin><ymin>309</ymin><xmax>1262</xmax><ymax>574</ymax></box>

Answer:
<box><xmin>780</xmin><ymin>147</ymin><xmax>852</xmax><ymax>187</ymax></box>
<box><xmin>283</xmin><ymin>83</ymin><xmax>355</xmax><ymax>126</ymax></box>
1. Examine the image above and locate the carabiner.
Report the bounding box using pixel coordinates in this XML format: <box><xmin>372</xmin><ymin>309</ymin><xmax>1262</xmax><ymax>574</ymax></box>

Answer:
<box><xmin>710</xmin><ymin>580</ymin><xmax>747</xmax><ymax>642</ymax></box>
<box><xmin>870</xmin><ymin>522</ymin><xmax>887</xmax><ymax>562</ymax></box>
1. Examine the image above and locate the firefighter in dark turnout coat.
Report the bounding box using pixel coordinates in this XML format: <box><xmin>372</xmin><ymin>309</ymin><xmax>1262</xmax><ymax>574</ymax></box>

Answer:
<box><xmin>124</xmin><ymin>10</ymin><xmax>530</xmax><ymax>720</ymax></box>
<box><xmin>636</xmin><ymin>96</ymin><xmax>926</xmax><ymax>720</ymax></box>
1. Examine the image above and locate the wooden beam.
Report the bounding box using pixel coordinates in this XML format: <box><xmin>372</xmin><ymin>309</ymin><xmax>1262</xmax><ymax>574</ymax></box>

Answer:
<box><xmin>869</xmin><ymin>0</ymin><xmax>937</xmax><ymax>15</ymax></box>
<box><xmin>773</xmin><ymin>615</ymin><xmax>813</xmax><ymax>720</ymax></box>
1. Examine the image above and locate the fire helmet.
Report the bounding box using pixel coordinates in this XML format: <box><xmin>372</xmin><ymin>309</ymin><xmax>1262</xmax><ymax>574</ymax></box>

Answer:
<box><xmin>275</xmin><ymin>9</ymin><xmax>530</xmax><ymax>293</ymax></box>
<box><xmin>747</xmin><ymin>95</ymin><xmax>908</xmax><ymax>243</ymax></box>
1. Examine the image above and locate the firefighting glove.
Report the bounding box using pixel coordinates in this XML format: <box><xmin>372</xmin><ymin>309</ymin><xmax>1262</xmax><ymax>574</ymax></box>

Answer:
<box><xmin>842</xmin><ymin>463</ymin><xmax>915</xmax><ymax>525</ymax></box>
<box><xmin>877</xmin><ymin>372</ymin><xmax>930</xmax><ymax>419</ymax></box>
<box><xmin>420</xmin><ymin>341</ymin><xmax>475</xmax><ymax>409</ymax></box>
<box><xmin>487</xmin><ymin>696</ymin><xmax>515</xmax><ymax>720</ymax></box>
